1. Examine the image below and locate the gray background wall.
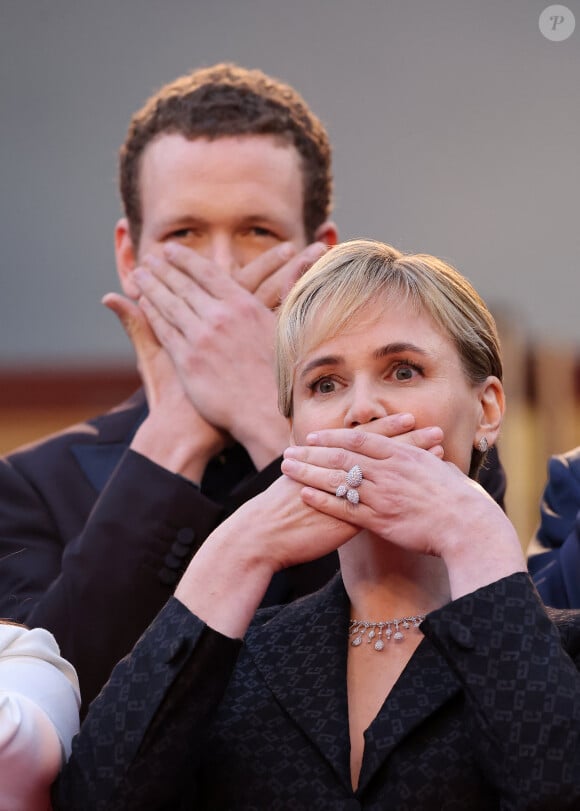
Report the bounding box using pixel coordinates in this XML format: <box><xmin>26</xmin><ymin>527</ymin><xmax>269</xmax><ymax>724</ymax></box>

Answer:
<box><xmin>1</xmin><ymin>0</ymin><xmax>579</xmax><ymax>366</ymax></box>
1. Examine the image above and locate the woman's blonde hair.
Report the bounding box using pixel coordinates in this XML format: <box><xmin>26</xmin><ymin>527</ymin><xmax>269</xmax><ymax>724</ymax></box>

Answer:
<box><xmin>276</xmin><ymin>239</ymin><xmax>502</xmax><ymax>475</ymax></box>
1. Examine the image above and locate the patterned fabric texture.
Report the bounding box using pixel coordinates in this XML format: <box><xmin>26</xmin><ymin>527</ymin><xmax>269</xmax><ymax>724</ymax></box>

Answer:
<box><xmin>53</xmin><ymin>573</ymin><xmax>580</xmax><ymax>810</ymax></box>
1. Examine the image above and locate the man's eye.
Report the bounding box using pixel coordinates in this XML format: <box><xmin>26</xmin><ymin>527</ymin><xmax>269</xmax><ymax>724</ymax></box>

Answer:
<box><xmin>247</xmin><ymin>226</ymin><xmax>276</xmax><ymax>239</ymax></box>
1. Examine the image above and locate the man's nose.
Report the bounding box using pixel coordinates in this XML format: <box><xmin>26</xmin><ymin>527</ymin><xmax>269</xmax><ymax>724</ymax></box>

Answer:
<box><xmin>206</xmin><ymin>236</ymin><xmax>240</xmax><ymax>274</ymax></box>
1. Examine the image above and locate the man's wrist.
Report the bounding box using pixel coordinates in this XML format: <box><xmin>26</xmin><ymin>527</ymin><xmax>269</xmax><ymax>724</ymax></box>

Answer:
<box><xmin>131</xmin><ymin>416</ymin><xmax>225</xmax><ymax>481</ymax></box>
<box><xmin>233</xmin><ymin>414</ymin><xmax>290</xmax><ymax>471</ymax></box>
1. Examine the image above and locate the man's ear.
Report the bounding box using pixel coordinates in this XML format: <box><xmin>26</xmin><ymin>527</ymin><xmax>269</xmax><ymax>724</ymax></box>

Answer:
<box><xmin>477</xmin><ymin>376</ymin><xmax>505</xmax><ymax>447</ymax></box>
<box><xmin>314</xmin><ymin>220</ymin><xmax>338</xmax><ymax>247</ymax></box>
<box><xmin>114</xmin><ymin>218</ymin><xmax>140</xmax><ymax>299</ymax></box>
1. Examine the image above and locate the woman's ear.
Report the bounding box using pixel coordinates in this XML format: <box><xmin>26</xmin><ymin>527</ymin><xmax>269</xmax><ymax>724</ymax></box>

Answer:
<box><xmin>476</xmin><ymin>376</ymin><xmax>505</xmax><ymax>447</ymax></box>
<box><xmin>114</xmin><ymin>218</ymin><xmax>140</xmax><ymax>299</ymax></box>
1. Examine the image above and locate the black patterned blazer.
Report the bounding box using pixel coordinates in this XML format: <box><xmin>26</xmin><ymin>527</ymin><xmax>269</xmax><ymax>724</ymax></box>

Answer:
<box><xmin>53</xmin><ymin>572</ymin><xmax>580</xmax><ymax>810</ymax></box>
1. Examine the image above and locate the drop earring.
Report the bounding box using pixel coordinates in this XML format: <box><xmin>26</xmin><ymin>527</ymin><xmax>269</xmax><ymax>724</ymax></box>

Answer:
<box><xmin>476</xmin><ymin>437</ymin><xmax>488</xmax><ymax>453</ymax></box>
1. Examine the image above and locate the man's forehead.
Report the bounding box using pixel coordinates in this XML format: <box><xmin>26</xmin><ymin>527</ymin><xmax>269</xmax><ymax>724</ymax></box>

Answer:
<box><xmin>139</xmin><ymin>133</ymin><xmax>304</xmax><ymax>204</ymax></box>
<box><xmin>142</xmin><ymin>131</ymin><xmax>300</xmax><ymax>169</ymax></box>
<box><xmin>138</xmin><ymin>133</ymin><xmax>303</xmax><ymax>200</ymax></box>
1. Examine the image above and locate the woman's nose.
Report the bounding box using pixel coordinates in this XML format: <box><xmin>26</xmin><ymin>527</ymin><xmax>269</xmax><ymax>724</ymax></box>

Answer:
<box><xmin>344</xmin><ymin>388</ymin><xmax>388</xmax><ymax>427</ymax></box>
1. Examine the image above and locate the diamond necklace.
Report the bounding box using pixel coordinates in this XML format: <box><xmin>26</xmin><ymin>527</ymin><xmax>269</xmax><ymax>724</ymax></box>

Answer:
<box><xmin>349</xmin><ymin>614</ymin><xmax>426</xmax><ymax>652</ymax></box>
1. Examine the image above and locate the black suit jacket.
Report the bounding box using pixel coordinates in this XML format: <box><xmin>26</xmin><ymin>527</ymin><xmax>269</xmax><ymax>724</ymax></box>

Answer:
<box><xmin>0</xmin><ymin>389</ymin><xmax>505</xmax><ymax>715</ymax></box>
<box><xmin>53</xmin><ymin>573</ymin><xmax>580</xmax><ymax>810</ymax></box>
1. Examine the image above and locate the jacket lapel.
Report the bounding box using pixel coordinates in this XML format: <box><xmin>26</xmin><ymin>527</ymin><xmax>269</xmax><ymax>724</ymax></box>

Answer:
<box><xmin>245</xmin><ymin>575</ymin><xmax>353</xmax><ymax>790</ymax></box>
<box><xmin>70</xmin><ymin>389</ymin><xmax>147</xmax><ymax>493</ymax></box>
<box><xmin>246</xmin><ymin>574</ymin><xmax>462</xmax><ymax>794</ymax></box>
<box><xmin>71</xmin><ymin>442</ymin><xmax>131</xmax><ymax>492</ymax></box>
<box><xmin>357</xmin><ymin>637</ymin><xmax>460</xmax><ymax>791</ymax></box>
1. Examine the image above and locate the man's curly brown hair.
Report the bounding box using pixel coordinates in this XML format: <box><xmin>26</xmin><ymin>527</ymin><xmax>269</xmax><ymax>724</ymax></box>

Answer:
<box><xmin>119</xmin><ymin>63</ymin><xmax>333</xmax><ymax>247</ymax></box>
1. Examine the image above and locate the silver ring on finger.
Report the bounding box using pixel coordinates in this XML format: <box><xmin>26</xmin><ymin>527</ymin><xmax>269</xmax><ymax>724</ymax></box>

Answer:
<box><xmin>335</xmin><ymin>465</ymin><xmax>363</xmax><ymax>504</ymax></box>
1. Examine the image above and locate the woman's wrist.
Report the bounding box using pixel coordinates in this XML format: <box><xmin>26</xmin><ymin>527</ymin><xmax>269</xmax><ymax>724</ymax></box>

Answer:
<box><xmin>174</xmin><ymin>515</ymin><xmax>276</xmax><ymax>639</ymax></box>
<box><xmin>441</xmin><ymin>511</ymin><xmax>526</xmax><ymax>600</ymax></box>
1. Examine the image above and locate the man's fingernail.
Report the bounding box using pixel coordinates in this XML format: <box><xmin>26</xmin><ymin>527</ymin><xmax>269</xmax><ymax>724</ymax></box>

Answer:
<box><xmin>279</xmin><ymin>242</ymin><xmax>295</xmax><ymax>260</ymax></box>
<box><xmin>133</xmin><ymin>268</ymin><xmax>149</xmax><ymax>284</ymax></box>
<box><xmin>307</xmin><ymin>242</ymin><xmax>326</xmax><ymax>259</ymax></box>
<box><xmin>164</xmin><ymin>242</ymin><xmax>179</xmax><ymax>259</ymax></box>
<box><xmin>400</xmin><ymin>413</ymin><xmax>415</xmax><ymax>428</ymax></box>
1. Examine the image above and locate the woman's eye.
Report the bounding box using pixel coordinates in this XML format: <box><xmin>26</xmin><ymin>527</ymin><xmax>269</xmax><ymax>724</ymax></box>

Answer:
<box><xmin>313</xmin><ymin>378</ymin><xmax>336</xmax><ymax>394</ymax></box>
<box><xmin>394</xmin><ymin>364</ymin><xmax>419</xmax><ymax>381</ymax></box>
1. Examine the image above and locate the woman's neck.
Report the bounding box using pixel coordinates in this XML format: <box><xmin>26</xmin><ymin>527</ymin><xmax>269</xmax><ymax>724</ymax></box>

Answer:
<box><xmin>339</xmin><ymin>531</ymin><xmax>451</xmax><ymax>620</ymax></box>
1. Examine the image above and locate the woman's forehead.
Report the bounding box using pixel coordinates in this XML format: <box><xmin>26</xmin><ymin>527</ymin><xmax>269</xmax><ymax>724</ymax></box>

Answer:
<box><xmin>297</xmin><ymin>298</ymin><xmax>450</xmax><ymax>362</ymax></box>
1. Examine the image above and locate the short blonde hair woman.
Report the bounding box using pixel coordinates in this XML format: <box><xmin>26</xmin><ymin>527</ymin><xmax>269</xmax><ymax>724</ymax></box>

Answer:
<box><xmin>54</xmin><ymin>240</ymin><xmax>580</xmax><ymax>810</ymax></box>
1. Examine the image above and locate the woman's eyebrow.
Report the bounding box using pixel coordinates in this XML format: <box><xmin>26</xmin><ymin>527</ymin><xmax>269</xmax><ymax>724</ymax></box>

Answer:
<box><xmin>373</xmin><ymin>342</ymin><xmax>429</xmax><ymax>360</ymax></box>
<box><xmin>299</xmin><ymin>343</ymin><xmax>430</xmax><ymax>380</ymax></box>
<box><xmin>299</xmin><ymin>355</ymin><xmax>342</xmax><ymax>380</ymax></box>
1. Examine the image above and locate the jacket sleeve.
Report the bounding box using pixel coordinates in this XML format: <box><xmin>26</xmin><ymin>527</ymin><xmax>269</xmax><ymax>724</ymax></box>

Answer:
<box><xmin>52</xmin><ymin>598</ymin><xmax>242</xmax><ymax>811</ymax></box>
<box><xmin>0</xmin><ymin>446</ymin><xmax>227</xmax><ymax>715</ymax></box>
<box><xmin>421</xmin><ymin>573</ymin><xmax>580</xmax><ymax>810</ymax></box>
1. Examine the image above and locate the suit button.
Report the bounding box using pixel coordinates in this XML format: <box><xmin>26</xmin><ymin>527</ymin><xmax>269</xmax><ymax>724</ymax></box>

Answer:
<box><xmin>158</xmin><ymin>567</ymin><xmax>179</xmax><ymax>586</ymax></box>
<box><xmin>171</xmin><ymin>539</ymin><xmax>193</xmax><ymax>559</ymax></box>
<box><xmin>164</xmin><ymin>552</ymin><xmax>183</xmax><ymax>570</ymax></box>
<box><xmin>449</xmin><ymin>621</ymin><xmax>475</xmax><ymax>649</ymax></box>
<box><xmin>176</xmin><ymin>527</ymin><xmax>196</xmax><ymax>545</ymax></box>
